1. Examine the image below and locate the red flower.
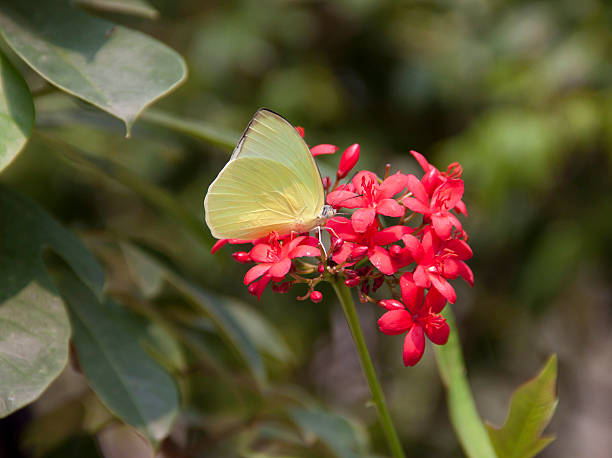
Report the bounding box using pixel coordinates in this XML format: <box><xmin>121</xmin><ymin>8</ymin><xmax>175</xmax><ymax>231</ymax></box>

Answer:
<box><xmin>243</xmin><ymin>235</ymin><xmax>320</xmax><ymax>299</ymax></box>
<box><xmin>410</xmin><ymin>150</ymin><xmax>467</xmax><ymax>217</ymax></box>
<box><xmin>402</xmin><ymin>228</ymin><xmax>473</xmax><ymax>303</ymax></box>
<box><xmin>403</xmin><ymin>175</ymin><xmax>464</xmax><ymax>240</ymax></box>
<box><xmin>327</xmin><ymin>171</ymin><xmax>408</xmax><ymax>233</ymax></box>
<box><xmin>377</xmin><ymin>274</ymin><xmax>449</xmax><ymax>366</ymax></box>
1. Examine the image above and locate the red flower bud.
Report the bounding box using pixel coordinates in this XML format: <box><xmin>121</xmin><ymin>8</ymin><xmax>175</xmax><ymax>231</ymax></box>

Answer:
<box><xmin>310</xmin><ymin>290</ymin><xmax>323</xmax><ymax>303</ymax></box>
<box><xmin>344</xmin><ymin>269</ymin><xmax>358</xmax><ymax>279</ymax></box>
<box><xmin>331</xmin><ymin>238</ymin><xmax>344</xmax><ymax>253</ymax></box>
<box><xmin>361</xmin><ymin>282</ymin><xmax>370</xmax><ymax>295</ymax></box>
<box><xmin>345</xmin><ymin>277</ymin><xmax>361</xmax><ymax>287</ymax></box>
<box><xmin>295</xmin><ymin>126</ymin><xmax>305</xmax><ymax>137</ymax></box>
<box><xmin>232</xmin><ymin>251</ymin><xmax>251</xmax><ymax>263</ymax></box>
<box><xmin>317</xmin><ymin>263</ymin><xmax>325</xmax><ymax>274</ymax></box>
<box><xmin>272</xmin><ymin>282</ymin><xmax>292</xmax><ymax>293</ymax></box>
<box><xmin>311</xmin><ymin>144</ymin><xmax>338</xmax><ymax>156</ymax></box>
<box><xmin>322</xmin><ymin>176</ymin><xmax>331</xmax><ymax>190</ymax></box>
<box><xmin>337</xmin><ymin>144</ymin><xmax>360</xmax><ymax>179</ymax></box>
<box><xmin>348</xmin><ymin>245</ymin><xmax>368</xmax><ymax>262</ymax></box>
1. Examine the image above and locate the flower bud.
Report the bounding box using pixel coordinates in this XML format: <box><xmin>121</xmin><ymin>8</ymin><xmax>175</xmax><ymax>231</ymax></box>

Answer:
<box><xmin>345</xmin><ymin>277</ymin><xmax>361</xmax><ymax>287</ymax></box>
<box><xmin>361</xmin><ymin>282</ymin><xmax>370</xmax><ymax>295</ymax></box>
<box><xmin>337</xmin><ymin>144</ymin><xmax>360</xmax><ymax>179</ymax></box>
<box><xmin>232</xmin><ymin>251</ymin><xmax>251</xmax><ymax>263</ymax></box>
<box><xmin>272</xmin><ymin>282</ymin><xmax>292</xmax><ymax>293</ymax></box>
<box><xmin>317</xmin><ymin>263</ymin><xmax>325</xmax><ymax>274</ymax></box>
<box><xmin>344</xmin><ymin>269</ymin><xmax>358</xmax><ymax>279</ymax></box>
<box><xmin>295</xmin><ymin>126</ymin><xmax>305</xmax><ymax>137</ymax></box>
<box><xmin>348</xmin><ymin>245</ymin><xmax>368</xmax><ymax>262</ymax></box>
<box><xmin>331</xmin><ymin>238</ymin><xmax>344</xmax><ymax>253</ymax></box>
<box><xmin>310</xmin><ymin>290</ymin><xmax>323</xmax><ymax>303</ymax></box>
<box><xmin>322</xmin><ymin>176</ymin><xmax>331</xmax><ymax>190</ymax></box>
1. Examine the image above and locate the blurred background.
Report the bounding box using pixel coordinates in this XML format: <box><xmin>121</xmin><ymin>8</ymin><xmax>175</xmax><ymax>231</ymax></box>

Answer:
<box><xmin>1</xmin><ymin>0</ymin><xmax>610</xmax><ymax>456</ymax></box>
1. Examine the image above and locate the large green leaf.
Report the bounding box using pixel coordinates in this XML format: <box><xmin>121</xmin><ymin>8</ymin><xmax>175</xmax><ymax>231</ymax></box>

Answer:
<box><xmin>0</xmin><ymin>50</ymin><xmax>34</xmax><ymax>172</ymax></box>
<box><xmin>434</xmin><ymin>307</ymin><xmax>497</xmax><ymax>458</ymax></box>
<box><xmin>486</xmin><ymin>355</ymin><xmax>558</xmax><ymax>458</ymax></box>
<box><xmin>0</xmin><ymin>186</ymin><xmax>104</xmax><ymax>418</ymax></box>
<box><xmin>0</xmin><ymin>0</ymin><xmax>186</xmax><ymax>135</ymax></box>
<box><xmin>55</xmin><ymin>271</ymin><xmax>179</xmax><ymax>447</ymax></box>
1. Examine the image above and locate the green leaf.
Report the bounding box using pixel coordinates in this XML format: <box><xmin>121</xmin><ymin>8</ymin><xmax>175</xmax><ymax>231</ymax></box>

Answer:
<box><xmin>75</xmin><ymin>0</ymin><xmax>159</xmax><ymax>20</ymax></box>
<box><xmin>0</xmin><ymin>50</ymin><xmax>34</xmax><ymax>172</ymax></box>
<box><xmin>120</xmin><ymin>242</ymin><xmax>268</xmax><ymax>387</ymax></box>
<box><xmin>0</xmin><ymin>186</ymin><xmax>104</xmax><ymax>418</ymax></box>
<box><xmin>434</xmin><ymin>307</ymin><xmax>497</xmax><ymax>458</ymax></box>
<box><xmin>140</xmin><ymin>108</ymin><xmax>239</xmax><ymax>150</ymax></box>
<box><xmin>55</xmin><ymin>271</ymin><xmax>179</xmax><ymax>447</ymax></box>
<box><xmin>289</xmin><ymin>408</ymin><xmax>369</xmax><ymax>458</ymax></box>
<box><xmin>0</xmin><ymin>0</ymin><xmax>186</xmax><ymax>135</ymax></box>
<box><xmin>485</xmin><ymin>355</ymin><xmax>558</xmax><ymax>458</ymax></box>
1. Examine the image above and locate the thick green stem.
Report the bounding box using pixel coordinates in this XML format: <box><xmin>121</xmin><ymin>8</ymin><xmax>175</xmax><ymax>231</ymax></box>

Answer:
<box><xmin>330</xmin><ymin>277</ymin><xmax>405</xmax><ymax>458</ymax></box>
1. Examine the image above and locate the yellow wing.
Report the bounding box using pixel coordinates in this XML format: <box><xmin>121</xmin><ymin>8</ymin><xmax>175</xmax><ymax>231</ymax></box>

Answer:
<box><xmin>204</xmin><ymin>109</ymin><xmax>325</xmax><ymax>240</ymax></box>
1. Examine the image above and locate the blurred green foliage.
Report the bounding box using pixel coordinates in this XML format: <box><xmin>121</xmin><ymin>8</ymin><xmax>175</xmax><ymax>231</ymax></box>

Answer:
<box><xmin>0</xmin><ymin>0</ymin><xmax>609</xmax><ymax>456</ymax></box>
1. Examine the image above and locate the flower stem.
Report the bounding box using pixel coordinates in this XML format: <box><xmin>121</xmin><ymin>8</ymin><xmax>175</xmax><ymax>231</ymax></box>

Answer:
<box><xmin>330</xmin><ymin>277</ymin><xmax>405</xmax><ymax>458</ymax></box>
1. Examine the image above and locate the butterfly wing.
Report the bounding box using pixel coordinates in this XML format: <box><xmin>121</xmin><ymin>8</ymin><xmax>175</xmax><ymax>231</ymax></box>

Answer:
<box><xmin>204</xmin><ymin>110</ymin><xmax>325</xmax><ymax>240</ymax></box>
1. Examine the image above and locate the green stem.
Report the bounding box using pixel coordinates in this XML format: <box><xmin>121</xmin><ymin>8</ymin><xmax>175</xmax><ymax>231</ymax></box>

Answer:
<box><xmin>330</xmin><ymin>277</ymin><xmax>405</xmax><ymax>458</ymax></box>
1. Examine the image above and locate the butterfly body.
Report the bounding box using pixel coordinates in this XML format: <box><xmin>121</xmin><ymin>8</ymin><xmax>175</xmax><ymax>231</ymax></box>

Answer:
<box><xmin>204</xmin><ymin>109</ymin><xmax>334</xmax><ymax>240</ymax></box>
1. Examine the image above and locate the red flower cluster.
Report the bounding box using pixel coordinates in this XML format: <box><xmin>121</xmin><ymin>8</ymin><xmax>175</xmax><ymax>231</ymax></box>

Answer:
<box><xmin>212</xmin><ymin>134</ymin><xmax>473</xmax><ymax>367</ymax></box>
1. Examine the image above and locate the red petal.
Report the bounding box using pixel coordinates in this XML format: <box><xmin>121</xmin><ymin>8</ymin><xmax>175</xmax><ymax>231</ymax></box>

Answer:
<box><xmin>410</xmin><ymin>150</ymin><xmax>431</xmax><ymax>173</ymax></box>
<box><xmin>457</xmin><ymin>260</ymin><xmax>474</xmax><ymax>286</ymax></box>
<box><xmin>311</xmin><ymin>144</ymin><xmax>339</xmax><ymax>156</ymax></box>
<box><xmin>290</xmin><ymin>245</ymin><xmax>321</xmax><ymax>258</ymax></box>
<box><xmin>295</xmin><ymin>126</ymin><xmax>305</xmax><ymax>137</ymax></box>
<box><xmin>369</xmin><ymin>246</ymin><xmax>397</xmax><ymax>275</ymax></box>
<box><xmin>211</xmin><ymin>239</ymin><xmax>229</xmax><ymax>254</ymax></box>
<box><xmin>378</xmin><ymin>299</ymin><xmax>405</xmax><ymax>311</ymax></box>
<box><xmin>424</xmin><ymin>315</ymin><xmax>450</xmax><ymax>345</ymax></box>
<box><xmin>406</xmin><ymin>174</ymin><xmax>429</xmax><ymax>204</ymax></box>
<box><xmin>351</xmin><ymin>170</ymin><xmax>379</xmax><ymax>189</ymax></box>
<box><xmin>454</xmin><ymin>200</ymin><xmax>468</xmax><ymax>217</ymax></box>
<box><xmin>432</xmin><ymin>179</ymin><xmax>464</xmax><ymax>210</ymax></box>
<box><xmin>374</xmin><ymin>225</ymin><xmax>413</xmax><ymax>245</ymax></box>
<box><xmin>445</xmin><ymin>239</ymin><xmax>473</xmax><ymax>260</ymax></box>
<box><xmin>430</xmin><ymin>275</ymin><xmax>456</xmax><ymax>303</ymax></box>
<box><xmin>327</xmin><ymin>190</ymin><xmax>366</xmax><ymax>209</ymax></box>
<box><xmin>400</xmin><ymin>273</ymin><xmax>421</xmax><ymax>313</ymax></box>
<box><xmin>244</xmin><ymin>263</ymin><xmax>272</xmax><ymax>285</ymax></box>
<box><xmin>378</xmin><ymin>310</ymin><xmax>413</xmax><ymax>335</ymax></box>
<box><xmin>285</xmin><ymin>236</ymin><xmax>307</xmax><ymax>253</ymax></box>
<box><xmin>413</xmin><ymin>265</ymin><xmax>430</xmax><ymax>288</ymax></box>
<box><xmin>332</xmin><ymin>242</ymin><xmax>355</xmax><ymax>264</ymax></box>
<box><xmin>250</xmin><ymin>244</ymin><xmax>275</xmax><ymax>263</ymax></box>
<box><xmin>351</xmin><ymin>208</ymin><xmax>376</xmax><ymax>233</ymax></box>
<box><xmin>252</xmin><ymin>274</ymin><xmax>272</xmax><ymax>300</ymax></box>
<box><xmin>269</xmin><ymin>258</ymin><xmax>292</xmax><ymax>279</ymax></box>
<box><xmin>402</xmin><ymin>234</ymin><xmax>424</xmax><ymax>262</ymax></box>
<box><xmin>402</xmin><ymin>197</ymin><xmax>431</xmax><ymax>215</ymax></box>
<box><xmin>431</xmin><ymin>213</ymin><xmax>454</xmax><ymax>240</ymax></box>
<box><xmin>376</xmin><ymin>198</ymin><xmax>404</xmax><ymax>217</ymax></box>
<box><xmin>424</xmin><ymin>288</ymin><xmax>447</xmax><ymax>314</ymax></box>
<box><xmin>403</xmin><ymin>325</ymin><xmax>425</xmax><ymax>366</ymax></box>
<box><xmin>378</xmin><ymin>172</ymin><xmax>409</xmax><ymax>199</ymax></box>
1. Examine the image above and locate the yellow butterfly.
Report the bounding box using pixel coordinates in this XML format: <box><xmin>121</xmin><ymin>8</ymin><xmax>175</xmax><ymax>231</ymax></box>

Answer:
<box><xmin>204</xmin><ymin>109</ymin><xmax>335</xmax><ymax>240</ymax></box>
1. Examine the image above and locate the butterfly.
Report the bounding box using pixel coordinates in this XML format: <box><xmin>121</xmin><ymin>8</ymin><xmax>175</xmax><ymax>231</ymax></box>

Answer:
<box><xmin>204</xmin><ymin>109</ymin><xmax>335</xmax><ymax>240</ymax></box>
